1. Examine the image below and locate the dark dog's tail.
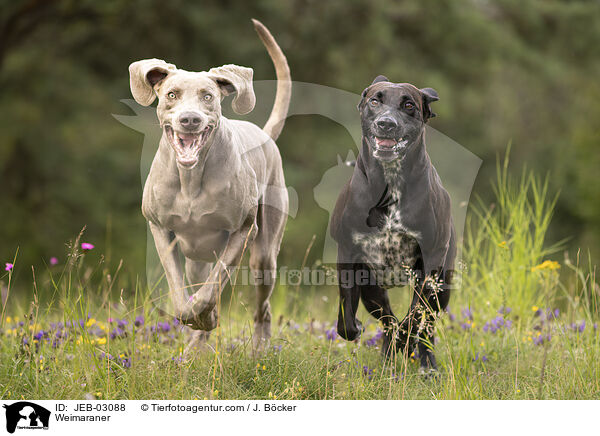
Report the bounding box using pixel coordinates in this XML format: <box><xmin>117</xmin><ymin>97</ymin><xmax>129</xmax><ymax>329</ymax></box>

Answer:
<box><xmin>252</xmin><ymin>19</ymin><xmax>291</xmax><ymax>141</ymax></box>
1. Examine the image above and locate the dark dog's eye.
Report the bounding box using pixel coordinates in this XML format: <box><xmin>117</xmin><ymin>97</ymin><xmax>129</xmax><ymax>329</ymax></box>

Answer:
<box><xmin>369</xmin><ymin>98</ymin><xmax>380</xmax><ymax>107</ymax></box>
<box><xmin>204</xmin><ymin>94</ymin><xmax>213</xmax><ymax>102</ymax></box>
<box><xmin>167</xmin><ymin>91</ymin><xmax>177</xmax><ymax>99</ymax></box>
<box><xmin>404</xmin><ymin>101</ymin><xmax>414</xmax><ymax>110</ymax></box>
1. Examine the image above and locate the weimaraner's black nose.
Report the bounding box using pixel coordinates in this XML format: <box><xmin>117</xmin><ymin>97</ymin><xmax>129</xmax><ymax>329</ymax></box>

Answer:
<box><xmin>179</xmin><ymin>112</ymin><xmax>202</xmax><ymax>129</ymax></box>
<box><xmin>376</xmin><ymin>116</ymin><xmax>398</xmax><ymax>131</ymax></box>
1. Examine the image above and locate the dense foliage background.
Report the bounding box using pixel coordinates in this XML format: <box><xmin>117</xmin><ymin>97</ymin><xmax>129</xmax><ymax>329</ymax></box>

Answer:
<box><xmin>1</xmin><ymin>0</ymin><xmax>599</xmax><ymax>284</ymax></box>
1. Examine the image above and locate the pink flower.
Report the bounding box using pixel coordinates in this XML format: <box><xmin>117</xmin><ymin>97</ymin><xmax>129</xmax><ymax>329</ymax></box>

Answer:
<box><xmin>5</xmin><ymin>263</ymin><xmax>13</xmax><ymax>272</ymax></box>
<box><xmin>49</xmin><ymin>257</ymin><xmax>59</xmax><ymax>265</ymax></box>
<box><xmin>81</xmin><ymin>243</ymin><xmax>95</xmax><ymax>251</ymax></box>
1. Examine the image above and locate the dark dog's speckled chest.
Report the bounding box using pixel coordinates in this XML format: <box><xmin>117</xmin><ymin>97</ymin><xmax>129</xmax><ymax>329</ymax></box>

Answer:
<box><xmin>353</xmin><ymin>161</ymin><xmax>421</xmax><ymax>288</ymax></box>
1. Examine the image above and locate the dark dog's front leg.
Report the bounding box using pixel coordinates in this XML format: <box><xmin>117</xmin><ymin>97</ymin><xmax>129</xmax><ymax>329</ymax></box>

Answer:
<box><xmin>336</xmin><ymin>263</ymin><xmax>364</xmax><ymax>341</ymax></box>
<box><xmin>398</xmin><ymin>268</ymin><xmax>451</xmax><ymax>372</ymax></box>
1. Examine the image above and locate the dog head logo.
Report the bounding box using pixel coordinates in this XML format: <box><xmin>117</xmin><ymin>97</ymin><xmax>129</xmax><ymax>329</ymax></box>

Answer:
<box><xmin>3</xmin><ymin>402</ymin><xmax>50</xmax><ymax>434</ymax></box>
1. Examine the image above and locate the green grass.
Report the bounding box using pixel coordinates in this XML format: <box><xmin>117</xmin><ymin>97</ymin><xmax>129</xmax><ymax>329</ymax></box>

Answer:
<box><xmin>1</xmin><ymin>154</ymin><xmax>599</xmax><ymax>400</ymax></box>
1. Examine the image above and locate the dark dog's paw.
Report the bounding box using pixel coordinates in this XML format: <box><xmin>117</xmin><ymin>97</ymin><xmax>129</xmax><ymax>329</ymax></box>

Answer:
<box><xmin>337</xmin><ymin>318</ymin><xmax>363</xmax><ymax>341</ymax></box>
<box><xmin>418</xmin><ymin>366</ymin><xmax>440</xmax><ymax>380</ymax></box>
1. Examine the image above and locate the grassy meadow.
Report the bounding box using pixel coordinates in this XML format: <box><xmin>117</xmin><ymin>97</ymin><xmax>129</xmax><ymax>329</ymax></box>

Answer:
<box><xmin>1</xmin><ymin>158</ymin><xmax>598</xmax><ymax>400</ymax></box>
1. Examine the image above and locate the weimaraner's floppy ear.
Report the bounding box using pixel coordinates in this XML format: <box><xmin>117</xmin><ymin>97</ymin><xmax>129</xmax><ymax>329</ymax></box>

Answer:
<box><xmin>420</xmin><ymin>87</ymin><xmax>439</xmax><ymax>121</ymax></box>
<box><xmin>129</xmin><ymin>59</ymin><xmax>177</xmax><ymax>106</ymax></box>
<box><xmin>208</xmin><ymin>64</ymin><xmax>256</xmax><ymax>115</ymax></box>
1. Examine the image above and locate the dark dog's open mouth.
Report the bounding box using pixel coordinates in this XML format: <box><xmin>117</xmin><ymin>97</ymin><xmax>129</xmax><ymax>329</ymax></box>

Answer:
<box><xmin>165</xmin><ymin>125</ymin><xmax>213</xmax><ymax>168</ymax></box>
<box><xmin>372</xmin><ymin>136</ymin><xmax>409</xmax><ymax>161</ymax></box>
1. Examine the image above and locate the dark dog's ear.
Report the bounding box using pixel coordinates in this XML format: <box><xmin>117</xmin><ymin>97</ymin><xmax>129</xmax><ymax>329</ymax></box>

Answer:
<box><xmin>420</xmin><ymin>87</ymin><xmax>439</xmax><ymax>121</ymax></box>
<box><xmin>358</xmin><ymin>76</ymin><xmax>389</xmax><ymax>111</ymax></box>
<box><xmin>371</xmin><ymin>75</ymin><xmax>388</xmax><ymax>85</ymax></box>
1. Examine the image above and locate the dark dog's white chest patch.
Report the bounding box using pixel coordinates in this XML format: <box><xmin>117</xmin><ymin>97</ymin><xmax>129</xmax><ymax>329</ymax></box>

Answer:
<box><xmin>353</xmin><ymin>161</ymin><xmax>420</xmax><ymax>288</ymax></box>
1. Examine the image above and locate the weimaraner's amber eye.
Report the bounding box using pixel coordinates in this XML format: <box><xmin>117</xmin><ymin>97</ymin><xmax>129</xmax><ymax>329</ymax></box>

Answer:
<box><xmin>167</xmin><ymin>91</ymin><xmax>176</xmax><ymax>99</ymax></box>
<box><xmin>369</xmin><ymin>98</ymin><xmax>379</xmax><ymax>107</ymax></box>
<box><xmin>204</xmin><ymin>94</ymin><xmax>213</xmax><ymax>102</ymax></box>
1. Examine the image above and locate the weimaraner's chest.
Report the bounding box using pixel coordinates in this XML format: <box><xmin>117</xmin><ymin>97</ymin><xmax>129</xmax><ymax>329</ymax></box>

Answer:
<box><xmin>146</xmin><ymin>181</ymin><xmax>256</xmax><ymax>261</ymax></box>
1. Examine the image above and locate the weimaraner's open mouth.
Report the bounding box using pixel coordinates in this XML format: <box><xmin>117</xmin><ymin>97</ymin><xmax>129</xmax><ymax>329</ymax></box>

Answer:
<box><xmin>165</xmin><ymin>124</ymin><xmax>214</xmax><ymax>168</ymax></box>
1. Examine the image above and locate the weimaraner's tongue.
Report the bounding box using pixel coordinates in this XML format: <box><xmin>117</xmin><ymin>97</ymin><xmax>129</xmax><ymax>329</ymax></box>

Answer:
<box><xmin>178</xmin><ymin>132</ymin><xmax>198</xmax><ymax>148</ymax></box>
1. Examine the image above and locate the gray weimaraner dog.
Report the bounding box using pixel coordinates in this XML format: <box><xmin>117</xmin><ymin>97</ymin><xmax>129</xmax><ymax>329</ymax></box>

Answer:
<box><xmin>331</xmin><ymin>76</ymin><xmax>455</xmax><ymax>374</ymax></box>
<box><xmin>129</xmin><ymin>19</ymin><xmax>291</xmax><ymax>351</ymax></box>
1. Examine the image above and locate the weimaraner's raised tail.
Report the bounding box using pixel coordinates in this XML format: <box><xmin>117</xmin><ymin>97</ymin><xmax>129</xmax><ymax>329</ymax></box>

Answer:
<box><xmin>252</xmin><ymin>19</ymin><xmax>291</xmax><ymax>141</ymax></box>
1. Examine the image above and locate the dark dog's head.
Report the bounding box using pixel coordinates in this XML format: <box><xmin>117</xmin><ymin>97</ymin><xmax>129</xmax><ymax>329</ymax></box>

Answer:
<box><xmin>358</xmin><ymin>75</ymin><xmax>439</xmax><ymax>162</ymax></box>
<box><xmin>129</xmin><ymin>59</ymin><xmax>255</xmax><ymax>169</ymax></box>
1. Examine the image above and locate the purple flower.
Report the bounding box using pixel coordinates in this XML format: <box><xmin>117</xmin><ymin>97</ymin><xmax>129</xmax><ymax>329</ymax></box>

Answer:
<box><xmin>5</xmin><ymin>263</ymin><xmax>13</xmax><ymax>272</ymax></box>
<box><xmin>109</xmin><ymin>327</ymin><xmax>126</xmax><ymax>339</ymax></box>
<box><xmin>365</xmin><ymin>329</ymin><xmax>384</xmax><ymax>347</ymax></box>
<box><xmin>117</xmin><ymin>319</ymin><xmax>128</xmax><ymax>329</ymax></box>
<box><xmin>533</xmin><ymin>333</ymin><xmax>552</xmax><ymax>346</ymax></box>
<box><xmin>49</xmin><ymin>257</ymin><xmax>59</xmax><ymax>266</ymax></box>
<box><xmin>461</xmin><ymin>308</ymin><xmax>473</xmax><ymax>320</ymax></box>
<box><xmin>578</xmin><ymin>321</ymin><xmax>586</xmax><ymax>333</ymax></box>
<box><xmin>121</xmin><ymin>357</ymin><xmax>131</xmax><ymax>368</ymax></box>
<box><xmin>158</xmin><ymin>321</ymin><xmax>171</xmax><ymax>333</ymax></box>
<box><xmin>33</xmin><ymin>330</ymin><xmax>46</xmax><ymax>340</ymax></box>
<box><xmin>460</xmin><ymin>322</ymin><xmax>471</xmax><ymax>330</ymax></box>
<box><xmin>81</xmin><ymin>242</ymin><xmax>94</xmax><ymax>251</ymax></box>
<box><xmin>272</xmin><ymin>345</ymin><xmax>283</xmax><ymax>353</ymax></box>
<box><xmin>498</xmin><ymin>306</ymin><xmax>512</xmax><ymax>315</ymax></box>
<box><xmin>473</xmin><ymin>352</ymin><xmax>488</xmax><ymax>362</ymax></box>
<box><xmin>362</xmin><ymin>365</ymin><xmax>374</xmax><ymax>379</ymax></box>
<box><xmin>134</xmin><ymin>315</ymin><xmax>144</xmax><ymax>327</ymax></box>
<box><xmin>325</xmin><ymin>326</ymin><xmax>337</xmax><ymax>341</ymax></box>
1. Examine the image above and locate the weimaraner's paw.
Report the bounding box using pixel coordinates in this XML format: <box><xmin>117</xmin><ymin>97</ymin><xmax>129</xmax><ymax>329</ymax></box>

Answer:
<box><xmin>252</xmin><ymin>322</ymin><xmax>272</xmax><ymax>353</ymax></box>
<box><xmin>183</xmin><ymin>330</ymin><xmax>211</xmax><ymax>357</ymax></box>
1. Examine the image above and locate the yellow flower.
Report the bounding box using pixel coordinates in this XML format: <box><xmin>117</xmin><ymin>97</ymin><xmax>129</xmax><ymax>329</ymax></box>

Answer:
<box><xmin>531</xmin><ymin>260</ymin><xmax>560</xmax><ymax>272</ymax></box>
<box><xmin>6</xmin><ymin>316</ymin><xmax>12</xmax><ymax>323</ymax></box>
<box><xmin>497</xmin><ymin>241</ymin><xmax>508</xmax><ymax>249</ymax></box>
<box><xmin>86</xmin><ymin>318</ymin><xmax>96</xmax><ymax>327</ymax></box>
<box><xmin>96</xmin><ymin>337</ymin><xmax>107</xmax><ymax>345</ymax></box>
<box><xmin>262</xmin><ymin>365</ymin><xmax>266</xmax><ymax>370</ymax></box>
<box><xmin>532</xmin><ymin>306</ymin><xmax>539</xmax><ymax>312</ymax></box>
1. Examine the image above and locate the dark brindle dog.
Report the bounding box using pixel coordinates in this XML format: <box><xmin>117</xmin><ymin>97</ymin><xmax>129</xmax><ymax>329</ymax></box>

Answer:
<box><xmin>330</xmin><ymin>75</ymin><xmax>455</xmax><ymax>373</ymax></box>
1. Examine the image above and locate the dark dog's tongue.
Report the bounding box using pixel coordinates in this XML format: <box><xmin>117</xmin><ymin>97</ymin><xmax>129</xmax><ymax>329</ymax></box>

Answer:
<box><xmin>376</xmin><ymin>138</ymin><xmax>396</xmax><ymax>148</ymax></box>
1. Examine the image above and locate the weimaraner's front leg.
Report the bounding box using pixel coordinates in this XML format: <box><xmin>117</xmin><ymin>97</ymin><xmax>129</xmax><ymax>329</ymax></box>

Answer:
<box><xmin>149</xmin><ymin>221</ymin><xmax>189</xmax><ymax>314</ymax></box>
<box><xmin>184</xmin><ymin>217</ymin><xmax>258</xmax><ymax>330</ymax></box>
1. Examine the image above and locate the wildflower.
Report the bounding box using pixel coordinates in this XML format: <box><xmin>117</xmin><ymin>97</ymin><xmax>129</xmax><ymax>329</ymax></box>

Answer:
<box><xmin>85</xmin><ymin>318</ymin><xmax>96</xmax><ymax>327</ymax></box>
<box><xmin>81</xmin><ymin>242</ymin><xmax>95</xmax><ymax>251</ymax></box>
<box><xmin>109</xmin><ymin>327</ymin><xmax>126</xmax><ymax>339</ymax></box>
<box><xmin>325</xmin><ymin>326</ymin><xmax>337</xmax><ymax>341</ymax></box>
<box><xmin>96</xmin><ymin>337</ymin><xmax>107</xmax><ymax>345</ymax></box>
<box><xmin>498</xmin><ymin>306</ymin><xmax>512</xmax><ymax>315</ymax></box>
<box><xmin>473</xmin><ymin>352</ymin><xmax>488</xmax><ymax>362</ymax></box>
<box><xmin>568</xmin><ymin>321</ymin><xmax>586</xmax><ymax>333</ymax></box>
<box><xmin>533</xmin><ymin>333</ymin><xmax>551</xmax><ymax>346</ymax></box>
<box><xmin>5</xmin><ymin>263</ymin><xmax>13</xmax><ymax>272</ymax></box>
<box><xmin>497</xmin><ymin>241</ymin><xmax>507</xmax><ymax>249</ymax></box>
<box><xmin>134</xmin><ymin>315</ymin><xmax>145</xmax><ymax>327</ymax></box>
<box><xmin>117</xmin><ymin>319</ymin><xmax>128</xmax><ymax>329</ymax></box>
<box><xmin>49</xmin><ymin>257</ymin><xmax>59</xmax><ymax>266</ymax></box>
<box><xmin>461</xmin><ymin>308</ymin><xmax>473</xmax><ymax>320</ymax></box>
<box><xmin>365</xmin><ymin>329</ymin><xmax>383</xmax><ymax>347</ymax></box>
<box><xmin>531</xmin><ymin>260</ymin><xmax>560</xmax><ymax>272</ymax></box>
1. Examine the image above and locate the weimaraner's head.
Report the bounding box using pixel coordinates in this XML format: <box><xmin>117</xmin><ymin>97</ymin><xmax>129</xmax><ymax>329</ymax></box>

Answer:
<box><xmin>129</xmin><ymin>59</ymin><xmax>255</xmax><ymax>168</ymax></box>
